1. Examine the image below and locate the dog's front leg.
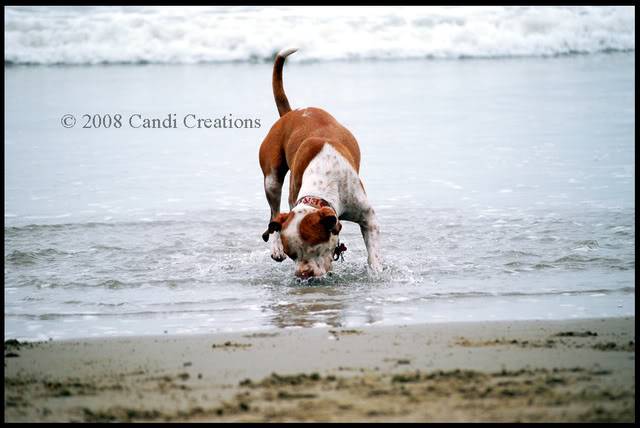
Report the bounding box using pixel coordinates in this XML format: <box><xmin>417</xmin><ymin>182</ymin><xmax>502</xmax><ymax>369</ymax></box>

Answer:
<box><xmin>264</xmin><ymin>173</ymin><xmax>287</xmax><ymax>262</ymax></box>
<box><xmin>358</xmin><ymin>208</ymin><xmax>383</xmax><ymax>272</ymax></box>
<box><xmin>269</xmin><ymin>231</ymin><xmax>286</xmax><ymax>262</ymax></box>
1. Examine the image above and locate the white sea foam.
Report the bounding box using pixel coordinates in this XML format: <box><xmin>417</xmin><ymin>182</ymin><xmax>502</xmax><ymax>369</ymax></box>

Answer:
<box><xmin>4</xmin><ymin>6</ymin><xmax>634</xmax><ymax>65</ymax></box>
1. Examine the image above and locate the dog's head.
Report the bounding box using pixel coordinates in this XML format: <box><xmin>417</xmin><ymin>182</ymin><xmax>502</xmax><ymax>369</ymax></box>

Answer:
<box><xmin>263</xmin><ymin>205</ymin><xmax>342</xmax><ymax>278</ymax></box>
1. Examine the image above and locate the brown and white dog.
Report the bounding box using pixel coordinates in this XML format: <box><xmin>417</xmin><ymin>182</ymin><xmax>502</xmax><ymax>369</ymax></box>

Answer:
<box><xmin>259</xmin><ymin>48</ymin><xmax>382</xmax><ymax>279</ymax></box>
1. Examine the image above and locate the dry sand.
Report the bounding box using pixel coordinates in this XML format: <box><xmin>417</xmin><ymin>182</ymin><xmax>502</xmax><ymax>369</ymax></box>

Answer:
<box><xmin>4</xmin><ymin>317</ymin><xmax>635</xmax><ymax>422</ymax></box>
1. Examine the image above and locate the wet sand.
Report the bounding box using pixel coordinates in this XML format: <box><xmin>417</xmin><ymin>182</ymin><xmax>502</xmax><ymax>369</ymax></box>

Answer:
<box><xmin>4</xmin><ymin>317</ymin><xmax>635</xmax><ymax>422</ymax></box>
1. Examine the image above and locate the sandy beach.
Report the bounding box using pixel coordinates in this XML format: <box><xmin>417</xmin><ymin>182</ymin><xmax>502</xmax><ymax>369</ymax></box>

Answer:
<box><xmin>4</xmin><ymin>317</ymin><xmax>635</xmax><ymax>422</ymax></box>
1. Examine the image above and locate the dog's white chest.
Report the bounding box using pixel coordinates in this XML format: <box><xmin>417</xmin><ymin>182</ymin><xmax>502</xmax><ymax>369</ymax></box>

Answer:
<box><xmin>297</xmin><ymin>144</ymin><xmax>361</xmax><ymax>216</ymax></box>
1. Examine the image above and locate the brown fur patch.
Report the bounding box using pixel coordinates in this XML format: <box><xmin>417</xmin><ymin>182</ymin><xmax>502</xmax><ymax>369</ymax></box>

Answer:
<box><xmin>274</xmin><ymin>212</ymin><xmax>295</xmax><ymax>229</ymax></box>
<box><xmin>299</xmin><ymin>207</ymin><xmax>337</xmax><ymax>246</ymax></box>
<box><xmin>259</xmin><ymin>107</ymin><xmax>362</xmax><ymax>207</ymax></box>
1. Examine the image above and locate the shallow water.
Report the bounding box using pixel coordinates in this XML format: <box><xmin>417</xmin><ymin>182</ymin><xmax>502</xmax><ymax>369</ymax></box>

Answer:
<box><xmin>4</xmin><ymin>52</ymin><xmax>635</xmax><ymax>340</ymax></box>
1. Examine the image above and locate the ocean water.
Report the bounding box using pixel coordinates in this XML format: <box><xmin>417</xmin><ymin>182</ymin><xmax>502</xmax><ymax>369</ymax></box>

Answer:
<box><xmin>4</xmin><ymin>6</ymin><xmax>635</xmax><ymax>341</ymax></box>
<box><xmin>4</xmin><ymin>6</ymin><xmax>635</xmax><ymax>64</ymax></box>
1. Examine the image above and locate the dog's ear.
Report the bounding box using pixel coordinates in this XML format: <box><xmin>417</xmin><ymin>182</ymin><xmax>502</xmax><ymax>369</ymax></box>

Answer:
<box><xmin>318</xmin><ymin>207</ymin><xmax>341</xmax><ymax>235</ymax></box>
<box><xmin>262</xmin><ymin>212</ymin><xmax>291</xmax><ymax>242</ymax></box>
<box><xmin>261</xmin><ymin>222</ymin><xmax>280</xmax><ymax>242</ymax></box>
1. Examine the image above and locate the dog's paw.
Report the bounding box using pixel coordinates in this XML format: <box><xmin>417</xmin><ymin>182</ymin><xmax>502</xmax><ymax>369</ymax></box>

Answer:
<box><xmin>270</xmin><ymin>233</ymin><xmax>287</xmax><ymax>262</ymax></box>
<box><xmin>367</xmin><ymin>256</ymin><xmax>383</xmax><ymax>273</ymax></box>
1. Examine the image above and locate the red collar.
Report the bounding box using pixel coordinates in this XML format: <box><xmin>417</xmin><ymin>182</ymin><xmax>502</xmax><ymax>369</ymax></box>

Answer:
<box><xmin>296</xmin><ymin>195</ymin><xmax>333</xmax><ymax>210</ymax></box>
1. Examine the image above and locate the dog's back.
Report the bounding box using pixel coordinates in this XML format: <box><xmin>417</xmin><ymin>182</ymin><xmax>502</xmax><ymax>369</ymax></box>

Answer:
<box><xmin>259</xmin><ymin>49</ymin><xmax>361</xmax><ymax>204</ymax></box>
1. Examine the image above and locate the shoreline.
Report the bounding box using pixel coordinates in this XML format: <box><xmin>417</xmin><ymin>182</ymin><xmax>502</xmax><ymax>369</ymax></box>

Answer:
<box><xmin>4</xmin><ymin>317</ymin><xmax>635</xmax><ymax>422</ymax></box>
<box><xmin>4</xmin><ymin>50</ymin><xmax>636</xmax><ymax>69</ymax></box>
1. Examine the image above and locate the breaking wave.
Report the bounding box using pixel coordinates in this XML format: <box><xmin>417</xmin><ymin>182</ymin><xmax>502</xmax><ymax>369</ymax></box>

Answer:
<box><xmin>4</xmin><ymin>6</ymin><xmax>635</xmax><ymax>65</ymax></box>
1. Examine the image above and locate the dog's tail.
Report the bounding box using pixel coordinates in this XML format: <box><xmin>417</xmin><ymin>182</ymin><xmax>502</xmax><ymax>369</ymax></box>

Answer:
<box><xmin>272</xmin><ymin>47</ymin><xmax>298</xmax><ymax>117</ymax></box>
